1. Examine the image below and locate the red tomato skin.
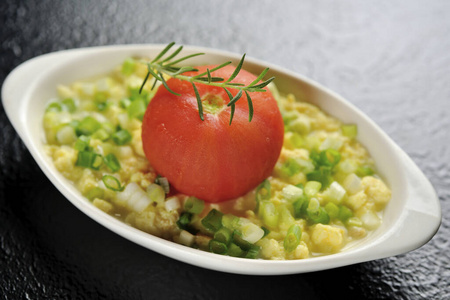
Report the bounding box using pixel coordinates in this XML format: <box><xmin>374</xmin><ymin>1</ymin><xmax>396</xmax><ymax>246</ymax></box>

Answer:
<box><xmin>142</xmin><ymin>65</ymin><xmax>284</xmax><ymax>203</ymax></box>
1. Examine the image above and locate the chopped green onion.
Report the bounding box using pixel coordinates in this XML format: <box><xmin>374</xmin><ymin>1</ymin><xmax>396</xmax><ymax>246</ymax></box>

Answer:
<box><xmin>111</xmin><ymin>129</ymin><xmax>132</xmax><ymax>145</ymax></box>
<box><xmin>261</xmin><ymin>226</ymin><xmax>270</xmax><ymax>238</ymax></box>
<box><xmin>46</xmin><ymin>102</ymin><xmax>62</xmax><ymax>112</ymax></box>
<box><xmin>103</xmin><ymin>153</ymin><xmax>121</xmax><ymax>172</ymax></box>
<box><xmin>222</xmin><ymin>214</ymin><xmax>240</xmax><ymax>230</ymax></box>
<box><xmin>201</xmin><ymin>209</ymin><xmax>224</xmax><ymax>233</ymax></box>
<box><xmin>306</xmin><ymin>198</ymin><xmax>330</xmax><ymax>224</ymax></box>
<box><xmin>102</xmin><ymin>175</ymin><xmax>125</xmax><ymax>192</ymax></box>
<box><xmin>255</xmin><ymin>179</ymin><xmax>271</xmax><ymax>202</ymax></box>
<box><xmin>260</xmin><ymin>201</ymin><xmax>279</xmax><ymax>229</ymax></box>
<box><xmin>61</xmin><ymin>98</ymin><xmax>77</xmax><ymax>112</ymax></box>
<box><xmin>244</xmin><ymin>245</ymin><xmax>261</xmax><ymax>259</ymax></box>
<box><xmin>324</xmin><ymin>202</ymin><xmax>340</xmax><ymax>219</ymax></box>
<box><xmin>184</xmin><ymin>196</ymin><xmax>204</xmax><ymax>214</ymax></box>
<box><xmin>92</xmin><ymin>128</ymin><xmax>110</xmax><ymax>141</ymax></box>
<box><xmin>127</xmin><ymin>98</ymin><xmax>147</xmax><ymax>120</ymax></box>
<box><xmin>176</xmin><ymin>212</ymin><xmax>193</xmax><ymax>230</ymax></box>
<box><xmin>121</xmin><ymin>58</ymin><xmax>136</xmax><ymax>76</ymax></box>
<box><xmin>214</xmin><ymin>227</ymin><xmax>232</xmax><ymax>245</ymax></box>
<box><xmin>356</xmin><ymin>166</ymin><xmax>375</xmax><ymax>177</ymax></box>
<box><xmin>319</xmin><ymin>149</ymin><xmax>341</xmax><ymax>167</ymax></box>
<box><xmin>341</xmin><ymin>124</ymin><xmax>358</xmax><ymax>139</ymax></box>
<box><xmin>306</xmin><ymin>166</ymin><xmax>332</xmax><ymax>188</ymax></box>
<box><xmin>76</xmin><ymin>151</ymin><xmax>102</xmax><ymax>169</ymax></box>
<box><xmin>209</xmin><ymin>240</ymin><xmax>228</xmax><ymax>255</ymax></box>
<box><xmin>101</xmin><ymin>122</ymin><xmax>116</xmax><ymax>135</ymax></box>
<box><xmin>281</xmin><ymin>184</ymin><xmax>304</xmax><ymax>203</ymax></box>
<box><xmin>284</xmin><ymin>224</ymin><xmax>302</xmax><ymax>252</ymax></box>
<box><xmin>227</xmin><ymin>243</ymin><xmax>244</xmax><ymax>257</ymax></box>
<box><xmin>74</xmin><ymin>135</ymin><xmax>91</xmax><ymax>151</ymax></box>
<box><xmin>338</xmin><ymin>205</ymin><xmax>353</xmax><ymax>222</ymax></box>
<box><xmin>232</xmin><ymin>230</ymin><xmax>253</xmax><ymax>250</ymax></box>
<box><xmin>76</xmin><ymin>116</ymin><xmax>101</xmax><ymax>136</ymax></box>
<box><xmin>293</xmin><ymin>195</ymin><xmax>308</xmax><ymax>218</ymax></box>
<box><xmin>304</xmin><ymin>181</ymin><xmax>322</xmax><ymax>198</ymax></box>
<box><xmin>347</xmin><ymin>217</ymin><xmax>363</xmax><ymax>227</ymax></box>
<box><xmin>120</xmin><ymin>98</ymin><xmax>132</xmax><ymax>109</ymax></box>
<box><xmin>85</xmin><ymin>187</ymin><xmax>105</xmax><ymax>201</ymax></box>
<box><xmin>155</xmin><ymin>176</ymin><xmax>170</xmax><ymax>194</ymax></box>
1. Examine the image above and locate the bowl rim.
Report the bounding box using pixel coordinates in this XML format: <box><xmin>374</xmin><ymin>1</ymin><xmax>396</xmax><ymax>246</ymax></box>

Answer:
<box><xmin>1</xmin><ymin>44</ymin><xmax>441</xmax><ymax>275</ymax></box>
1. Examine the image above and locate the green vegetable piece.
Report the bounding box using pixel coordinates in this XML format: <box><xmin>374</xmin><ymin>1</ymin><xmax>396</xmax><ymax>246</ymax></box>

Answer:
<box><xmin>102</xmin><ymin>175</ymin><xmax>124</xmax><ymax>192</ymax></box>
<box><xmin>356</xmin><ymin>166</ymin><xmax>375</xmax><ymax>177</ymax></box>
<box><xmin>304</xmin><ymin>181</ymin><xmax>322</xmax><ymax>198</ymax></box>
<box><xmin>85</xmin><ymin>187</ymin><xmax>105</xmax><ymax>201</ymax></box>
<box><xmin>341</xmin><ymin>124</ymin><xmax>358</xmax><ymax>139</ymax></box>
<box><xmin>76</xmin><ymin>116</ymin><xmax>101</xmax><ymax>136</ymax></box>
<box><xmin>338</xmin><ymin>205</ymin><xmax>353</xmax><ymax>222</ymax></box>
<box><xmin>45</xmin><ymin>102</ymin><xmax>62</xmax><ymax>112</ymax></box>
<box><xmin>184</xmin><ymin>196</ymin><xmax>204</xmax><ymax>214</ymax></box>
<box><xmin>214</xmin><ymin>227</ymin><xmax>232</xmax><ymax>245</ymax></box>
<box><xmin>222</xmin><ymin>214</ymin><xmax>240</xmax><ymax>230</ymax></box>
<box><xmin>127</xmin><ymin>98</ymin><xmax>147</xmax><ymax>120</ymax></box>
<box><xmin>75</xmin><ymin>151</ymin><xmax>100</xmax><ymax>169</ymax></box>
<box><xmin>61</xmin><ymin>98</ymin><xmax>77</xmax><ymax>112</ymax></box>
<box><xmin>260</xmin><ymin>201</ymin><xmax>279</xmax><ymax>229</ymax></box>
<box><xmin>307</xmin><ymin>166</ymin><xmax>332</xmax><ymax>188</ymax></box>
<box><xmin>201</xmin><ymin>209</ymin><xmax>224</xmax><ymax>233</ymax></box>
<box><xmin>92</xmin><ymin>128</ymin><xmax>110</xmax><ymax>141</ymax></box>
<box><xmin>293</xmin><ymin>195</ymin><xmax>308</xmax><ymax>219</ymax></box>
<box><xmin>103</xmin><ymin>153</ymin><xmax>121</xmax><ymax>172</ymax></box>
<box><xmin>209</xmin><ymin>240</ymin><xmax>228</xmax><ymax>255</ymax></box>
<box><xmin>325</xmin><ymin>202</ymin><xmax>340</xmax><ymax>219</ymax></box>
<box><xmin>306</xmin><ymin>198</ymin><xmax>330</xmax><ymax>224</ymax></box>
<box><xmin>176</xmin><ymin>212</ymin><xmax>193</xmax><ymax>230</ymax></box>
<box><xmin>244</xmin><ymin>244</ymin><xmax>261</xmax><ymax>259</ymax></box>
<box><xmin>227</xmin><ymin>243</ymin><xmax>244</xmax><ymax>257</ymax></box>
<box><xmin>122</xmin><ymin>58</ymin><xmax>136</xmax><ymax>76</ymax></box>
<box><xmin>284</xmin><ymin>224</ymin><xmax>302</xmax><ymax>252</ymax></box>
<box><xmin>232</xmin><ymin>230</ymin><xmax>253</xmax><ymax>251</ymax></box>
<box><xmin>319</xmin><ymin>149</ymin><xmax>341</xmax><ymax>167</ymax></box>
<box><xmin>74</xmin><ymin>135</ymin><xmax>91</xmax><ymax>151</ymax></box>
<box><xmin>111</xmin><ymin>129</ymin><xmax>132</xmax><ymax>145</ymax></box>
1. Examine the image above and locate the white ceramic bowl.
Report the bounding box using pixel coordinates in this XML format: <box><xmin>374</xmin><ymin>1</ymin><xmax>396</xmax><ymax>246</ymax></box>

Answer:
<box><xmin>1</xmin><ymin>44</ymin><xmax>441</xmax><ymax>275</ymax></box>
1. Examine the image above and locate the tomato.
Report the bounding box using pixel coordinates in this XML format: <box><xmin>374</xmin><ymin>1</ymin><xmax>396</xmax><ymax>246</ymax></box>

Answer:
<box><xmin>142</xmin><ymin>65</ymin><xmax>284</xmax><ymax>203</ymax></box>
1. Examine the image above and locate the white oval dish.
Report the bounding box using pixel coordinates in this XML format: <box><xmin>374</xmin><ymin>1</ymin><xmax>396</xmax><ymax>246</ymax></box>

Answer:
<box><xmin>1</xmin><ymin>44</ymin><xmax>441</xmax><ymax>275</ymax></box>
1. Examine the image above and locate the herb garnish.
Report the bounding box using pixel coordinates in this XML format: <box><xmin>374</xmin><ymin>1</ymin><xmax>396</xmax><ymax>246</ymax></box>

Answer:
<box><xmin>139</xmin><ymin>42</ymin><xmax>274</xmax><ymax>124</ymax></box>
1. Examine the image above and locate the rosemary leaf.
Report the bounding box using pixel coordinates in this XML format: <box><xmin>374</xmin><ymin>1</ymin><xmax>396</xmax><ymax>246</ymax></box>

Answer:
<box><xmin>151</xmin><ymin>42</ymin><xmax>175</xmax><ymax>63</ymax></box>
<box><xmin>161</xmin><ymin>45</ymin><xmax>183</xmax><ymax>63</ymax></box>
<box><xmin>229</xmin><ymin>103</ymin><xmax>236</xmax><ymax>125</ymax></box>
<box><xmin>193</xmin><ymin>61</ymin><xmax>232</xmax><ymax>78</ymax></box>
<box><xmin>245</xmin><ymin>91</ymin><xmax>254</xmax><ymax>122</ymax></box>
<box><xmin>225</xmin><ymin>54</ymin><xmax>245</xmax><ymax>83</ymax></box>
<box><xmin>159</xmin><ymin>72</ymin><xmax>181</xmax><ymax>96</ymax></box>
<box><xmin>139</xmin><ymin>71</ymin><xmax>150</xmax><ymax>94</ymax></box>
<box><xmin>207</xmin><ymin>68</ymin><xmax>212</xmax><ymax>83</ymax></box>
<box><xmin>165</xmin><ymin>53</ymin><xmax>205</xmax><ymax>67</ymax></box>
<box><xmin>227</xmin><ymin>89</ymin><xmax>243</xmax><ymax>107</ymax></box>
<box><xmin>192</xmin><ymin>83</ymin><xmax>204</xmax><ymax>121</ymax></box>
<box><xmin>248</xmin><ymin>68</ymin><xmax>269</xmax><ymax>87</ymax></box>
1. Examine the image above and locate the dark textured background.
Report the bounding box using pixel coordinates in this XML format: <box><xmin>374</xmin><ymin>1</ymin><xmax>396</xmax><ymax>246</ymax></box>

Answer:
<box><xmin>1</xmin><ymin>1</ymin><xmax>449</xmax><ymax>299</ymax></box>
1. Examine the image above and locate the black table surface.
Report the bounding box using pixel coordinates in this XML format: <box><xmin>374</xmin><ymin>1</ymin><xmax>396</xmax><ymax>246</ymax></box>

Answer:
<box><xmin>1</xmin><ymin>1</ymin><xmax>449</xmax><ymax>299</ymax></box>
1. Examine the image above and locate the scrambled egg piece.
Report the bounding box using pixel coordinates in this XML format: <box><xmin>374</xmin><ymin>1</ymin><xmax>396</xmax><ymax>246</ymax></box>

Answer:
<box><xmin>310</xmin><ymin>224</ymin><xmax>346</xmax><ymax>253</ymax></box>
<box><xmin>361</xmin><ymin>176</ymin><xmax>391</xmax><ymax>210</ymax></box>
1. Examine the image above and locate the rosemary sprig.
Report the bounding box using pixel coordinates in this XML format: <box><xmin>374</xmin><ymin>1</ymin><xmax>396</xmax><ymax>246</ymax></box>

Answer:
<box><xmin>140</xmin><ymin>42</ymin><xmax>275</xmax><ymax>124</ymax></box>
